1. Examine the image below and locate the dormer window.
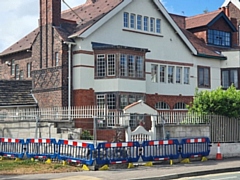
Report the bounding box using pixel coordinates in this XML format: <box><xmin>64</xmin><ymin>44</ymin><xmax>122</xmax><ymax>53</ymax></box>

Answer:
<box><xmin>208</xmin><ymin>29</ymin><xmax>231</xmax><ymax>47</ymax></box>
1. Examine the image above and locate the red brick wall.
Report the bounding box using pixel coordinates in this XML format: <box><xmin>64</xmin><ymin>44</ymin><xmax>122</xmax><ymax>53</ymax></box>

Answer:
<box><xmin>34</xmin><ymin>90</ymin><xmax>63</xmax><ymax>107</ymax></box>
<box><xmin>97</xmin><ymin>128</ymin><xmax>125</xmax><ymax>142</ymax></box>
<box><xmin>145</xmin><ymin>94</ymin><xmax>193</xmax><ymax>110</ymax></box>
<box><xmin>73</xmin><ymin>89</ymin><xmax>95</xmax><ymax>106</ymax></box>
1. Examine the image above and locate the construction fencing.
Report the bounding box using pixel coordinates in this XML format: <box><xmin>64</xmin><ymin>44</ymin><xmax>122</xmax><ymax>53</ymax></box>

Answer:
<box><xmin>0</xmin><ymin>137</ymin><xmax>211</xmax><ymax>168</ymax></box>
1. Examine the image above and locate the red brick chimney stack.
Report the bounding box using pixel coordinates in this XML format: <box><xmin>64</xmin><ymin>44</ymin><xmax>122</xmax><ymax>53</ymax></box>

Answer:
<box><xmin>40</xmin><ymin>0</ymin><xmax>61</xmax><ymax>27</ymax></box>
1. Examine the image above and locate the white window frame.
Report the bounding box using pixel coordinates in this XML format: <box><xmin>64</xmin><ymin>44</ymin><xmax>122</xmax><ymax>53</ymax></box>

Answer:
<box><xmin>96</xmin><ymin>54</ymin><xmax>105</xmax><ymax>77</ymax></box>
<box><xmin>156</xmin><ymin>19</ymin><xmax>161</xmax><ymax>33</ymax></box>
<box><xmin>137</xmin><ymin>15</ymin><xmax>142</xmax><ymax>30</ymax></box>
<box><xmin>107</xmin><ymin>54</ymin><xmax>115</xmax><ymax>76</ymax></box>
<box><xmin>123</xmin><ymin>12</ymin><xmax>129</xmax><ymax>28</ymax></box>
<box><xmin>130</xmin><ymin>13</ymin><xmax>136</xmax><ymax>29</ymax></box>
<box><xmin>150</xmin><ymin>17</ymin><xmax>155</xmax><ymax>32</ymax></box>
<box><xmin>155</xmin><ymin>101</ymin><xmax>170</xmax><ymax>110</ymax></box>
<box><xmin>176</xmin><ymin>67</ymin><xmax>182</xmax><ymax>84</ymax></box>
<box><xmin>160</xmin><ymin>65</ymin><xmax>166</xmax><ymax>83</ymax></box>
<box><xmin>151</xmin><ymin>64</ymin><xmax>158</xmax><ymax>83</ymax></box>
<box><xmin>144</xmin><ymin>16</ymin><xmax>149</xmax><ymax>31</ymax></box>
<box><xmin>184</xmin><ymin>67</ymin><xmax>190</xmax><ymax>84</ymax></box>
<box><xmin>168</xmin><ymin>66</ymin><xmax>174</xmax><ymax>84</ymax></box>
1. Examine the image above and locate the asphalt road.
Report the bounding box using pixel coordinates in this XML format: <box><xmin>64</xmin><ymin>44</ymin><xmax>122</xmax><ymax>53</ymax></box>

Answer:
<box><xmin>179</xmin><ymin>171</ymin><xmax>240</xmax><ymax>180</ymax></box>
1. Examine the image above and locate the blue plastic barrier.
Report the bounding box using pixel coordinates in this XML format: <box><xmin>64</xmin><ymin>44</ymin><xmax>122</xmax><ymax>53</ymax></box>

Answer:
<box><xmin>58</xmin><ymin>139</ymin><xmax>95</xmax><ymax>166</ymax></box>
<box><xmin>96</xmin><ymin>142</ymin><xmax>140</xmax><ymax>165</ymax></box>
<box><xmin>0</xmin><ymin>137</ymin><xmax>25</xmax><ymax>159</ymax></box>
<box><xmin>141</xmin><ymin>139</ymin><xmax>180</xmax><ymax>162</ymax></box>
<box><xmin>25</xmin><ymin>138</ymin><xmax>57</xmax><ymax>159</ymax></box>
<box><xmin>181</xmin><ymin>137</ymin><xmax>211</xmax><ymax>158</ymax></box>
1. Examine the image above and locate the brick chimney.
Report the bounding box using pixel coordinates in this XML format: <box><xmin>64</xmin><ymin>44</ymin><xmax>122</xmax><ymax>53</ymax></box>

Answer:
<box><xmin>39</xmin><ymin>0</ymin><xmax>61</xmax><ymax>68</ymax></box>
<box><xmin>40</xmin><ymin>0</ymin><xmax>61</xmax><ymax>27</ymax></box>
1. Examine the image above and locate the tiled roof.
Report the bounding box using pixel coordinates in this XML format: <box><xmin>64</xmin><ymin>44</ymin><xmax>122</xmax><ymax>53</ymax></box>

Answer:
<box><xmin>0</xmin><ymin>80</ymin><xmax>37</xmax><ymax>107</ymax></box>
<box><xmin>180</xmin><ymin>28</ymin><xmax>226</xmax><ymax>59</ymax></box>
<box><xmin>0</xmin><ymin>29</ymin><xmax>39</xmax><ymax>56</ymax></box>
<box><xmin>61</xmin><ymin>0</ymin><xmax>123</xmax><ymax>37</ymax></box>
<box><xmin>185</xmin><ymin>10</ymin><xmax>222</xmax><ymax>29</ymax></box>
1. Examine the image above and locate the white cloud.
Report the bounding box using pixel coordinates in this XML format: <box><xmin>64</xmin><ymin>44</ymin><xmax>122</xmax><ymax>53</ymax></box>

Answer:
<box><xmin>0</xmin><ymin>0</ymin><xmax>86</xmax><ymax>52</ymax></box>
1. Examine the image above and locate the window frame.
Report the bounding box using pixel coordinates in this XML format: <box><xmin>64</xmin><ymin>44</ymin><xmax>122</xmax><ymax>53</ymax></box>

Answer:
<box><xmin>151</xmin><ymin>64</ymin><xmax>158</xmax><ymax>83</ymax></box>
<box><xmin>156</xmin><ymin>19</ymin><xmax>161</xmax><ymax>33</ymax></box>
<box><xmin>123</xmin><ymin>12</ymin><xmax>129</xmax><ymax>28</ymax></box>
<box><xmin>137</xmin><ymin>15</ymin><xmax>142</xmax><ymax>30</ymax></box>
<box><xmin>168</xmin><ymin>66</ymin><xmax>174</xmax><ymax>84</ymax></box>
<box><xmin>221</xmin><ymin>68</ymin><xmax>239</xmax><ymax>89</ymax></box>
<box><xmin>198</xmin><ymin>66</ymin><xmax>211</xmax><ymax>88</ymax></box>
<box><xmin>107</xmin><ymin>54</ymin><xmax>115</xmax><ymax>76</ymax></box>
<box><xmin>184</xmin><ymin>67</ymin><xmax>190</xmax><ymax>84</ymax></box>
<box><xmin>144</xmin><ymin>16</ymin><xmax>149</xmax><ymax>31</ymax></box>
<box><xmin>176</xmin><ymin>67</ymin><xmax>182</xmax><ymax>84</ymax></box>
<box><xmin>130</xmin><ymin>13</ymin><xmax>136</xmax><ymax>29</ymax></box>
<box><xmin>208</xmin><ymin>29</ymin><xmax>231</xmax><ymax>47</ymax></box>
<box><xmin>155</xmin><ymin>101</ymin><xmax>170</xmax><ymax>110</ymax></box>
<box><xmin>96</xmin><ymin>54</ymin><xmax>106</xmax><ymax>77</ymax></box>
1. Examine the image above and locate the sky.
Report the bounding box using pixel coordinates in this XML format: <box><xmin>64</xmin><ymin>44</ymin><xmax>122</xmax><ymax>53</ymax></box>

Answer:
<box><xmin>0</xmin><ymin>0</ymin><xmax>226</xmax><ymax>52</ymax></box>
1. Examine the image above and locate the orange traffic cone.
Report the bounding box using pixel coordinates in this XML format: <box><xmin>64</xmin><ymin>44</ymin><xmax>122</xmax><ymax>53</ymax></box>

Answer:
<box><xmin>216</xmin><ymin>142</ymin><xmax>222</xmax><ymax>160</ymax></box>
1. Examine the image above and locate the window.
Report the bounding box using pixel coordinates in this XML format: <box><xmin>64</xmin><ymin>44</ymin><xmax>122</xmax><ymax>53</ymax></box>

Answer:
<box><xmin>11</xmin><ymin>59</ymin><xmax>15</xmax><ymax>76</ymax></box>
<box><xmin>120</xmin><ymin>54</ymin><xmax>127</xmax><ymax>77</ymax></box>
<box><xmin>27</xmin><ymin>63</ymin><xmax>31</xmax><ymax>78</ymax></box>
<box><xmin>96</xmin><ymin>53</ymin><xmax>144</xmax><ymax>79</ymax></box>
<box><xmin>144</xmin><ymin>16</ymin><xmax>149</xmax><ymax>31</ymax></box>
<box><xmin>130</xmin><ymin>14</ymin><xmax>136</xmax><ymax>29</ymax></box>
<box><xmin>222</xmin><ymin>69</ymin><xmax>238</xmax><ymax>88</ymax></box>
<box><xmin>15</xmin><ymin>64</ymin><xmax>20</xmax><ymax>80</ymax></box>
<box><xmin>168</xmin><ymin>66</ymin><xmax>174</xmax><ymax>83</ymax></box>
<box><xmin>0</xmin><ymin>66</ymin><xmax>2</xmax><ymax>79</ymax></box>
<box><xmin>107</xmin><ymin>54</ymin><xmax>115</xmax><ymax>76</ymax></box>
<box><xmin>107</xmin><ymin>94</ymin><xmax>116</xmax><ymax>109</ymax></box>
<box><xmin>160</xmin><ymin>65</ymin><xmax>166</xmax><ymax>83</ymax></box>
<box><xmin>136</xmin><ymin>56</ymin><xmax>143</xmax><ymax>78</ymax></box>
<box><xmin>156</xmin><ymin>19</ymin><xmax>161</xmax><ymax>33</ymax></box>
<box><xmin>97</xmin><ymin>95</ymin><xmax>105</xmax><ymax>106</ymax></box>
<box><xmin>184</xmin><ymin>67</ymin><xmax>190</xmax><ymax>84</ymax></box>
<box><xmin>123</xmin><ymin>12</ymin><xmax>129</xmax><ymax>28</ymax></box>
<box><xmin>174</xmin><ymin>102</ymin><xmax>187</xmax><ymax>110</ymax></box>
<box><xmin>55</xmin><ymin>52</ymin><xmax>59</xmax><ymax>66</ymax></box>
<box><xmin>155</xmin><ymin>101</ymin><xmax>170</xmax><ymax>110</ymax></box>
<box><xmin>208</xmin><ymin>29</ymin><xmax>230</xmax><ymax>47</ymax></box>
<box><xmin>150</xmin><ymin>17</ymin><xmax>155</xmax><ymax>32</ymax></box>
<box><xmin>20</xmin><ymin>71</ymin><xmax>24</xmax><ymax>80</ymax></box>
<box><xmin>137</xmin><ymin>15</ymin><xmax>142</xmax><ymax>30</ymax></box>
<box><xmin>119</xmin><ymin>95</ymin><xmax>128</xmax><ymax>109</ymax></box>
<box><xmin>151</xmin><ymin>64</ymin><xmax>158</xmax><ymax>83</ymax></box>
<box><xmin>198</xmin><ymin>66</ymin><xmax>210</xmax><ymax>88</ymax></box>
<box><xmin>176</xmin><ymin>67</ymin><xmax>182</xmax><ymax>84</ymax></box>
<box><xmin>96</xmin><ymin>55</ymin><xmax>105</xmax><ymax>77</ymax></box>
<box><xmin>128</xmin><ymin>55</ymin><xmax>135</xmax><ymax>77</ymax></box>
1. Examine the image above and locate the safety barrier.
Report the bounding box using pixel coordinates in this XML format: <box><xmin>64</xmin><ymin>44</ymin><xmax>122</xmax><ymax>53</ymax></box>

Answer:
<box><xmin>58</xmin><ymin>139</ymin><xmax>95</xmax><ymax>166</ymax></box>
<box><xmin>0</xmin><ymin>137</ymin><xmax>25</xmax><ymax>159</ymax></box>
<box><xmin>141</xmin><ymin>139</ymin><xmax>180</xmax><ymax>162</ymax></box>
<box><xmin>96</xmin><ymin>142</ymin><xmax>140</xmax><ymax>165</ymax></box>
<box><xmin>25</xmin><ymin>138</ymin><xmax>57</xmax><ymax>160</ymax></box>
<box><xmin>180</xmin><ymin>137</ymin><xmax>211</xmax><ymax>159</ymax></box>
<box><xmin>0</xmin><ymin>137</ymin><xmax>211</xmax><ymax>167</ymax></box>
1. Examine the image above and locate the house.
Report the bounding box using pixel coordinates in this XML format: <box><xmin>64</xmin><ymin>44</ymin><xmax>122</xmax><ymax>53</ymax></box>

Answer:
<box><xmin>0</xmin><ymin>0</ymin><xmax>240</xmax><ymax>140</ymax></box>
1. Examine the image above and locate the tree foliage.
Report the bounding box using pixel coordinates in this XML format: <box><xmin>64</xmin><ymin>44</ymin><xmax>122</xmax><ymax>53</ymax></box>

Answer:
<box><xmin>80</xmin><ymin>130</ymin><xmax>93</xmax><ymax>140</ymax></box>
<box><xmin>188</xmin><ymin>85</ymin><xmax>240</xmax><ymax>117</ymax></box>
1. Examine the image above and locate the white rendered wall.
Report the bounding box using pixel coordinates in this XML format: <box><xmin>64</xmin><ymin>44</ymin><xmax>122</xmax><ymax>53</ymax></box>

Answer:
<box><xmin>72</xmin><ymin>0</ymin><xmax>225</xmax><ymax>95</ymax></box>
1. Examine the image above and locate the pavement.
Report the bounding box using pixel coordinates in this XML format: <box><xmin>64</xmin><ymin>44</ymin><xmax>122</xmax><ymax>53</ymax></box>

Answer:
<box><xmin>2</xmin><ymin>157</ymin><xmax>240</xmax><ymax>180</ymax></box>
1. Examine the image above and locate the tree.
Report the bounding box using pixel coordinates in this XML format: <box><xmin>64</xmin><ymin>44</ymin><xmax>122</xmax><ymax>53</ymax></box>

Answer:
<box><xmin>188</xmin><ymin>85</ymin><xmax>240</xmax><ymax>117</ymax></box>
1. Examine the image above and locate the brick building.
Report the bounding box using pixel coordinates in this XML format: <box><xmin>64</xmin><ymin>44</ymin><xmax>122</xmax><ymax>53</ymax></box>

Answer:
<box><xmin>1</xmin><ymin>0</ymin><xmax>240</xmax><ymax>141</ymax></box>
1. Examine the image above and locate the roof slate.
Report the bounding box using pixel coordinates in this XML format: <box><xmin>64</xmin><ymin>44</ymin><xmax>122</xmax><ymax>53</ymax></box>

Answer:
<box><xmin>0</xmin><ymin>80</ymin><xmax>37</xmax><ymax>106</ymax></box>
